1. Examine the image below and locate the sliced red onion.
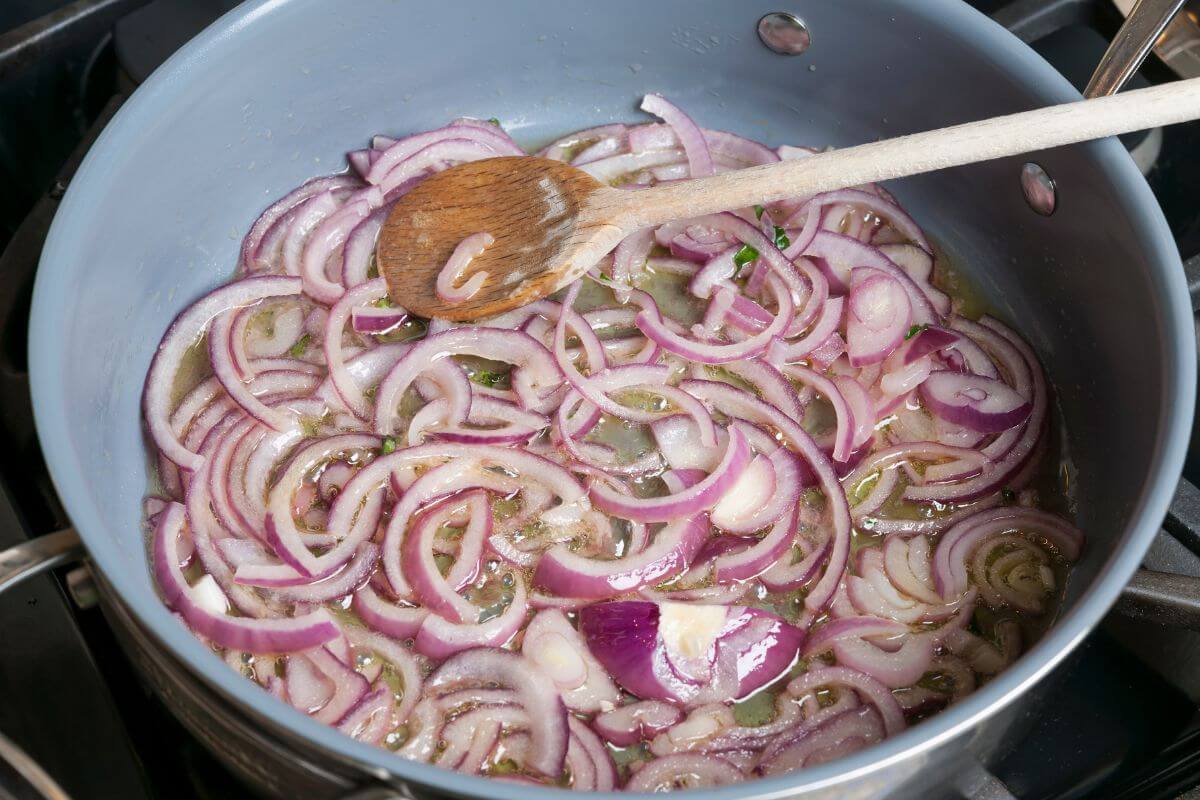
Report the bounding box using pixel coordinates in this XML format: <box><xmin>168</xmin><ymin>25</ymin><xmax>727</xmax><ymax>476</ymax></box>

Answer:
<box><xmin>372</xmin><ymin>446</ymin><xmax>584</xmax><ymax>595</ymax></box>
<box><xmin>972</xmin><ymin>534</ymin><xmax>1054</xmax><ymax>613</ymax></box>
<box><xmin>943</xmin><ymin>622</ymin><xmax>1021</xmax><ymax>675</ymax></box>
<box><xmin>803</xmin><ymin>232</ymin><xmax>938</xmax><ymax>325</ymax></box>
<box><xmin>552</xmin><ymin>294</ymin><xmax>715</xmax><ymax>439</ymax></box>
<box><xmin>650</xmin><ymin>415</ymin><xmax>726</xmax><ymax>472</ymax></box>
<box><xmin>350</xmin><ymin>305</ymin><xmax>408</xmax><ymax>334</ymax></box>
<box><xmin>336</xmin><ymin>686</ymin><xmax>394</xmax><ymax>744</ymax></box>
<box><xmin>863</xmin><ymin>493</ymin><xmax>1003</xmax><ymax>537</ymax></box>
<box><xmin>767</xmin><ymin>296</ymin><xmax>846</xmax><ymax>365</ymax></box>
<box><xmin>610</xmin><ymin>228</ymin><xmax>654</xmax><ymax>293</ymax></box>
<box><xmin>881</xmin><ymin>534</ymin><xmax>944</xmax><ymax>604</ymax></box>
<box><xmin>786</xmin><ymin>665</ymin><xmax>906</xmax><ymax>736</ymax></box>
<box><xmin>566</xmin><ymin>716</ymin><xmax>618</xmax><ymax>791</ymax></box>
<box><xmin>148</xmin><ymin>109</ymin><xmax>1075</xmax><ymax>779</ymax></box>
<box><xmin>153</xmin><ymin>503</ymin><xmax>338</xmax><ymax>653</ymax></box>
<box><xmin>905</xmin><ymin>318</ymin><xmax>1045</xmax><ymax>504</ymax></box>
<box><xmin>920</xmin><ymin>371</ymin><xmax>1033</xmax><ymax>433</ymax></box>
<box><xmin>790</xmin><ymin>188</ymin><xmax>931</xmax><ymax>251</ymax></box>
<box><xmin>580</xmin><ymin>149</ymin><xmax>684</xmax><ymax>183</ymax></box>
<box><xmin>589</xmin><ymin>423</ymin><xmax>749</xmax><ymax>523</ymax></box>
<box><xmin>688</xmin><ymin>247</ymin><xmax>739</xmax><ymax>301</ymax></box>
<box><xmin>285</xmin><ymin>654</ymin><xmax>334</xmax><ymax>713</ymax></box>
<box><xmin>782</xmin><ymin>365</ymin><xmax>864</xmax><ymax>463</ymax></box>
<box><xmin>712</xmin><ymin>505</ymin><xmax>798</xmax><ymax>582</ymax></box>
<box><xmin>933</xmin><ymin>506</ymin><xmax>1083</xmax><ymax>599</ymax></box>
<box><xmin>710</xmin><ymin>453</ymin><xmax>777</xmax><ymax>532</ymax></box>
<box><xmin>843</xmin><ymin>441</ymin><xmax>992</xmax><ymax>496</ymax></box>
<box><xmin>874</xmin><ymin>243</ymin><xmax>949</xmax><ymax>314</ymax></box>
<box><xmin>718</xmin><ymin>358</ymin><xmax>806</xmax><ymax>421</ymax></box>
<box><xmin>630</xmin><ymin>124</ymin><xmax>778</xmax><ymax>166</ymax></box>
<box><xmin>366</xmin><ymin>123</ymin><xmax>522</xmax><ymax>186</ymax></box>
<box><xmin>540</xmin><ymin>123</ymin><xmax>628</xmax><ymax>161</ymax></box>
<box><xmin>680</xmin><ymin>379</ymin><xmax>850</xmax><ymax>620</ymax></box>
<box><xmin>425</xmin><ymin>648</ymin><xmax>568</xmax><ymax>777</ymax></box>
<box><xmin>272</xmin><ymin>543</ymin><xmax>379</xmax><ymax>603</ymax></box>
<box><xmin>522</xmin><ymin>609</ymin><xmax>620</xmax><ymax>713</ymax></box>
<box><xmin>414</xmin><ymin>573</ymin><xmax>528</xmax><ymax>660</ymax></box>
<box><xmin>341</xmin><ymin>206</ymin><xmax>388</xmax><ymax>288</ymax></box>
<box><xmin>832</xmin><ymin>634</ymin><xmax>935</xmax><ymax>689</ymax></box>
<box><xmin>342</xmin><ymin>627</ymin><xmax>424</xmax><ymax>726</ymax></box>
<box><xmin>240</xmin><ymin>174</ymin><xmax>361</xmax><ymax>272</ymax></box>
<box><xmin>374</xmin><ymin>138</ymin><xmax>508</xmax><ymax>194</ymax></box>
<box><xmin>259</xmin><ymin>433</ymin><xmax>382</xmax><ymax>578</ymax></box>
<box><xmin>626</xmin><ymin>754</ymin><xmax>744</xmax><ymax>791</ymax></box>
<box><xmin>579</xmin><ymin>601</ymin><xmax>801</xmax><ymax>705</ymax></box>
<box><xmin>629</xmin><ymin>273</ymin><xmax>793</xmax><ymax>364</ymax></box>
<box><xmin>352</xmin><ymin>584</ymin><xmax>428</xmax><ymax>639</ymax></box>
<box><xmin>144</xmin><ymin>276</ymin><xmax>303</xmax><ymax>469</ymax></box>
<box><xmin>757</xmin><ymin>706</ymin><xmax>883</xmax><ymax>775</ymax></box>
<box><xmin>323</xmin><ymin>277</ymin><xmax>389</xmax><ymax>417</ymax></box>
<box><xmin>306</xmin><ymin>647</ymin><xmax>371</xmax><ymax>725</ymax></box>
<box><xmin>373</xmin><ymin>328</ymin><xmax>561</xmax><ymax>436</ymax></box>
<box><xmin>302</xmin><ymin>191</ymin><xmax>379</xmax><ymax>303</ymax></box>
<box><xmin>208</xmin><ymin>310</ymin><xmax>298</xmax><ymax>431</ymax></box>
<box><xmin>572</xmin><ymin>133</ymin><xmax>625</xmax><ymax>165</ymax></box>
<box><xmin>234</xmin><ymin>303</ymin><xmax>306</xmax><ymax>367</ymax></box>
<box><xmin>803</xmin><ymin>616</ymin><xmax>908</xmax><ymax>656</ymax></box>
<box><xmin>436</xmin><ymin>232</ymin><xmax>494</xmax><ymax>304</ymax></box>
<box><xmin>402</xmin><ymin>491</ymin><xmax>491</xmax><ymax>623</ymax></box>
<box><xmin>534</xmin><ymin>513</ymin><xmax>708</xmax><ymax>599</ymax></box>
<box><xmin>848</xmin><ymin>547</ymin><xmax>975</xmax><ymax>623</ymax></box>
<box><xmin>282</xmin><ymin>191</ymin><xmax>340</xmax><ymax>277</ymax></box>
<box><xmin>593</xmin><ymin>701</ymin><xmax>684</xmax><ymax>747</ymax></box>
<box><xmin>847</xmin><ymin>267</ymin><xmax>912</xmax><ymax>367</ymax></box>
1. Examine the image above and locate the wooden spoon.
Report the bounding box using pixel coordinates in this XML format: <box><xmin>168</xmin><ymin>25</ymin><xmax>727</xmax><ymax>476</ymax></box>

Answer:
<box><xmin>379</xmin><ymin>77</ymin><xmax>1200</xmax><ymax>321</ymax></box>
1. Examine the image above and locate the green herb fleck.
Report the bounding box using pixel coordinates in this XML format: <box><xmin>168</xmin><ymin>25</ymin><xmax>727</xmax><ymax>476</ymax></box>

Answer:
<box><xmin>487</xmin><ymin>117</ymin><xmax>501</xmax><ymax>127</ymax></box>
<box><xmin>905</xmin><ymin>323</ymin><xmax>929</xmax><ymax>340</ymax></box>
<box><xmin>1001</xmin><ymin>487</ymin><xmax>1016</xmax><ymax>503</ymax></box>
<box><xmin>754</xmin><ymin>204</ymin><xmax>765</xmax><ymax>220</ymax></box>
<box><xmin>773</xmin><ymin>225</ymin><xmax>790</xmax><ymax>250</ymax></box>
<box><xmin>471</xmin><ymin>370</ymin><xmax>507</xmax><ymax>388</ymax></box>
<box><xmin>373</xmin><ymin>297</ymin><xmax>394</xmax><ymax>308</ymax></box>
<box><xmin>732</xmin><ymin>244</ymin><xmax>759</xmax><ymax>276</ymax></box>
<box><xmin>381</xmin><ymin>436</ymin><xmax>397</xmax><ymax>455</ymax></box>
<box><xmin>288</xmin><ymin>333</ymin><xmax>311</xmax><ymax>358</ymax></box>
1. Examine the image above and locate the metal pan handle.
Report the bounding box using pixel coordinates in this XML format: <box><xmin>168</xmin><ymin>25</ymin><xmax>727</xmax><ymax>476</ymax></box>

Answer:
<box><xmin>1085</xmin><ymin>0</ymin><xmax>1188</xmax><ymax>97</ymax></box>
<box><xmin>0</xmin><ymin>528</ymin><xmax>83</xmax><ymax>595</ymax></box>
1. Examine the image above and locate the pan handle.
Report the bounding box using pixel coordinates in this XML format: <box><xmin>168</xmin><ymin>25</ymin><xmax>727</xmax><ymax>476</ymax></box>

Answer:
<box><xmin>1114</xmin><ymin>569</ymin><xmax>1200</xmax><ymax>627</ymax></box>
<box><xmin>1085</xmin><ymin>0</ymin><xmax>1187</xmax><ymax>97</ymax></box>
<box><xmin>0</xmin><ymin>528</ymin><xmax>83</xmax><ymax>595</ymax></box>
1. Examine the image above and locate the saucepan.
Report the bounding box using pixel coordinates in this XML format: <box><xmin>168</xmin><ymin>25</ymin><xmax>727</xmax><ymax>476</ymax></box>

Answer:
<box><xmin>2</xmin><ymin>0</ymin><xmax>1195</xmax><ymax>798</ymax></box>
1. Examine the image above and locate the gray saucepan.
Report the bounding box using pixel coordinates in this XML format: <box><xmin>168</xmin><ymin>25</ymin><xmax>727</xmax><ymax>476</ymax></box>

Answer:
<box><xmin>7</xmin><ymin>0</ymin><xmax>1197</xmax><ymax>798</ymax></box>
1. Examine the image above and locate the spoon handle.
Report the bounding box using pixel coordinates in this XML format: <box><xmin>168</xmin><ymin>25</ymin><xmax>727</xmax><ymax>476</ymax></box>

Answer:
<box><xmin>609</xmin><ymin>75</ymin><xmax>1200</xmax><ymax>231</ymax></box>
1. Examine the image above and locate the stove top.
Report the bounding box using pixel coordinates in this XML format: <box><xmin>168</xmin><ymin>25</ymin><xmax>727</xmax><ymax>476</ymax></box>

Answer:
<box><xmin>1</xmin><ymin>2</ymin><xmax>1199</xmax><ymax>798</ymax></box>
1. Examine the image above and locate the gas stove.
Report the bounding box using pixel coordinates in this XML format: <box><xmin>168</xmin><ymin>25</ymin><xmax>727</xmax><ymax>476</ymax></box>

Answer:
<box><xmin>1</xmin><ymin>1</ymin><xmax>1199</xmax><ymax>798</ymax></box>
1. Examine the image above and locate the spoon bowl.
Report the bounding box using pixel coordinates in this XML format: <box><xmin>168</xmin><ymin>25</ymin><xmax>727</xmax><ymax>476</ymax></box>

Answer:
<box><xmin>378</xmin><ymin>156</ymin><xmax>624</xmax><ymax>320</ymax></box>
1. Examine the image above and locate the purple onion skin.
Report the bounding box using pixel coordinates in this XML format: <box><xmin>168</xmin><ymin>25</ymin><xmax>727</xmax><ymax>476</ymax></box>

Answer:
<box><xmin>578</xmin><ymin>601</ymin><xmax>669</xmax><ymax>701</ymax></box>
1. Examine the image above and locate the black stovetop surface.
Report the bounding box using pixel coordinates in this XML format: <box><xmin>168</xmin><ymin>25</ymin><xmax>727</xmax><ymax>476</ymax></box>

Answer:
<box><xmin>2</xmin><ymin>1</ymin><xmax>1200</xmax><ymax>798</ymax></box>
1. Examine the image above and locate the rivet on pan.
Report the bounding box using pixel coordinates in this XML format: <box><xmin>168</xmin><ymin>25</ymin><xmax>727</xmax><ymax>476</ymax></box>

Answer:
<box><xmin>757</xmin><ymin>12</ymin><xmax>811</xmax><ymax>55</ymax></box>
<box><xmin>1020</xmin><ymin>162</ymin><xmax>1056</xmax><ymax>216</ymax></box>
